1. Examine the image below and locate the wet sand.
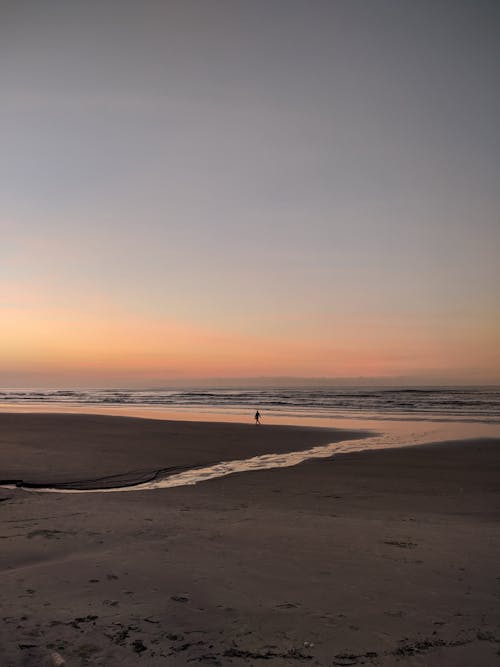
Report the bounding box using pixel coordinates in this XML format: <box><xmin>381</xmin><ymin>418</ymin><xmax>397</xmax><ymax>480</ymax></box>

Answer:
<box><xmin>0</xmin><ymin>413</ymin><xmax>365</xmax><ymax>488</ymax></box>
<box><xmin>0</xmin><ymin>413</ymin><xmax>499</xmax><ymax>665</ymax></box>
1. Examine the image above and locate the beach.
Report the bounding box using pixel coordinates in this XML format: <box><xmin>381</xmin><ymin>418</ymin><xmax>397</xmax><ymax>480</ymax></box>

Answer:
<box><xmin>1</xmin><ymin>413</ymin><xmax>499</xmax><ymax>666</ymax></box>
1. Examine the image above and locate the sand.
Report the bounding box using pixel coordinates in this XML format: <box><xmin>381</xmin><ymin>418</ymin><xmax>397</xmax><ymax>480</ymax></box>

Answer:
<box><xmin>0</xmin><ymin>413</ymin><xmax>366</xmax><ymax>488</ymax></box>
<box><xmin>0</xmin><ymin>413</ymin><xmax>499</xmax><ymax>666</ymax></box>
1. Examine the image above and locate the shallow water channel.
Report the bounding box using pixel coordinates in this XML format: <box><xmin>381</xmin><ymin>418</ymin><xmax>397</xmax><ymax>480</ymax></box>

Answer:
<box><xmin>3</xmin><ymin>419</ymin><xmax>499</xmax><ymax>494</ymax></box>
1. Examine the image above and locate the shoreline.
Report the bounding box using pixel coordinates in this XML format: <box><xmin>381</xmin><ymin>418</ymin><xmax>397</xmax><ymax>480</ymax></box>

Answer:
<box><xmin>2</xmin><ymin>401</ymin><xmax>500</xmax><ymax>428</ymax></box>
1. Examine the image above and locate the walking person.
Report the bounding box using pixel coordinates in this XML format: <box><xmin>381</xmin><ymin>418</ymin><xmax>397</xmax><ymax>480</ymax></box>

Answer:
<box><xmin>254</xmin><ymin>410</ymin><xmax>261</xmax><ymax>425</ymax></box>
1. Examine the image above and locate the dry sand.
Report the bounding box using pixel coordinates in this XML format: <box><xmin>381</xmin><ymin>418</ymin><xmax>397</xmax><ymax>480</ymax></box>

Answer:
<box><xmin>0</xmin><ymin>413</ymin><xmax>499</xmax><ymax>666</ymax></box>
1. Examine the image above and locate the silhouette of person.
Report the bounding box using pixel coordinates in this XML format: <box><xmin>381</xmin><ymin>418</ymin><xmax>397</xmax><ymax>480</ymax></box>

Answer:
<box><xmin>255</xmin><ymin>410</ymin><xmax>261</xmax><ymax>425</ymax></box>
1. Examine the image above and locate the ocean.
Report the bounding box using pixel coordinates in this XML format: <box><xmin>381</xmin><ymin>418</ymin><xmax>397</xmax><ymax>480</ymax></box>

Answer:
<box><xmin>1</xmin><ymin>386</ymin><xmax>499</xmax><ymax>423</ymax></box>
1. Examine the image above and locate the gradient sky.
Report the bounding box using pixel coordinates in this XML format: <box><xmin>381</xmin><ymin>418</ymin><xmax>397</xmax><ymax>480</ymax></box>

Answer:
<box><xmin>1</xmin><ymin>0</ymin><xmax>499</xmax><ymax>386</ymax></box>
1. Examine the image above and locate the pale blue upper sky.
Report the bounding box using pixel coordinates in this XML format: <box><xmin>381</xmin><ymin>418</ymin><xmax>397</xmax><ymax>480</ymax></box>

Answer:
<box><xmin>1</xmin><ymin>1</ymin><xmax>499</xmax><ymax>383</ymax></box>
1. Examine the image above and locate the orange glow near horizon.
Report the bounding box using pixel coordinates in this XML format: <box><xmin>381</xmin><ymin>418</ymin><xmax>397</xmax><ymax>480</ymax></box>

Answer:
<box><xmin>2</xmin><ymin>302</ymin><xmax>499</xmax><ymax>386</ymax></box>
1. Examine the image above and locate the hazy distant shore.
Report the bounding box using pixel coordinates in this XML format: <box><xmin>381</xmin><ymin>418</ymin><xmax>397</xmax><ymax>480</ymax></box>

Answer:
<box><xmin>1</xmin><ymin>413</ymin><xmax>499</xmax><ymax>665</ymax></box>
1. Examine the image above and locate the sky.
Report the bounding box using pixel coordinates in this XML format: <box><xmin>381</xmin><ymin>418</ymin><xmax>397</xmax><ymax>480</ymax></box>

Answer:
<box><xmin>1</xmin><ymin>0</ymin><xmax>499</xmax><ymax>387</ymax></box>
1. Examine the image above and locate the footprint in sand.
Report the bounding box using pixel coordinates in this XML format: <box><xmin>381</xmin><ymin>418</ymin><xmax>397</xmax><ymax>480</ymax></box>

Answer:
<box><xmin>27</xmin><ymin>530</ymin><xmax>76</xmax><ymax>540</ymax></box>
<box><xmin>383</xmin><ymin>540</ymin><xmax>418</xmax><ymax>549</ymax></box>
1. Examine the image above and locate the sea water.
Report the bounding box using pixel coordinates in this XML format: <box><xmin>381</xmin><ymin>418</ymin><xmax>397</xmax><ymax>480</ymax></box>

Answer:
<box><xmin>1</xmin><ymin>385</ymin><xmax>500</xmax><ymax>424</ymax></box>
